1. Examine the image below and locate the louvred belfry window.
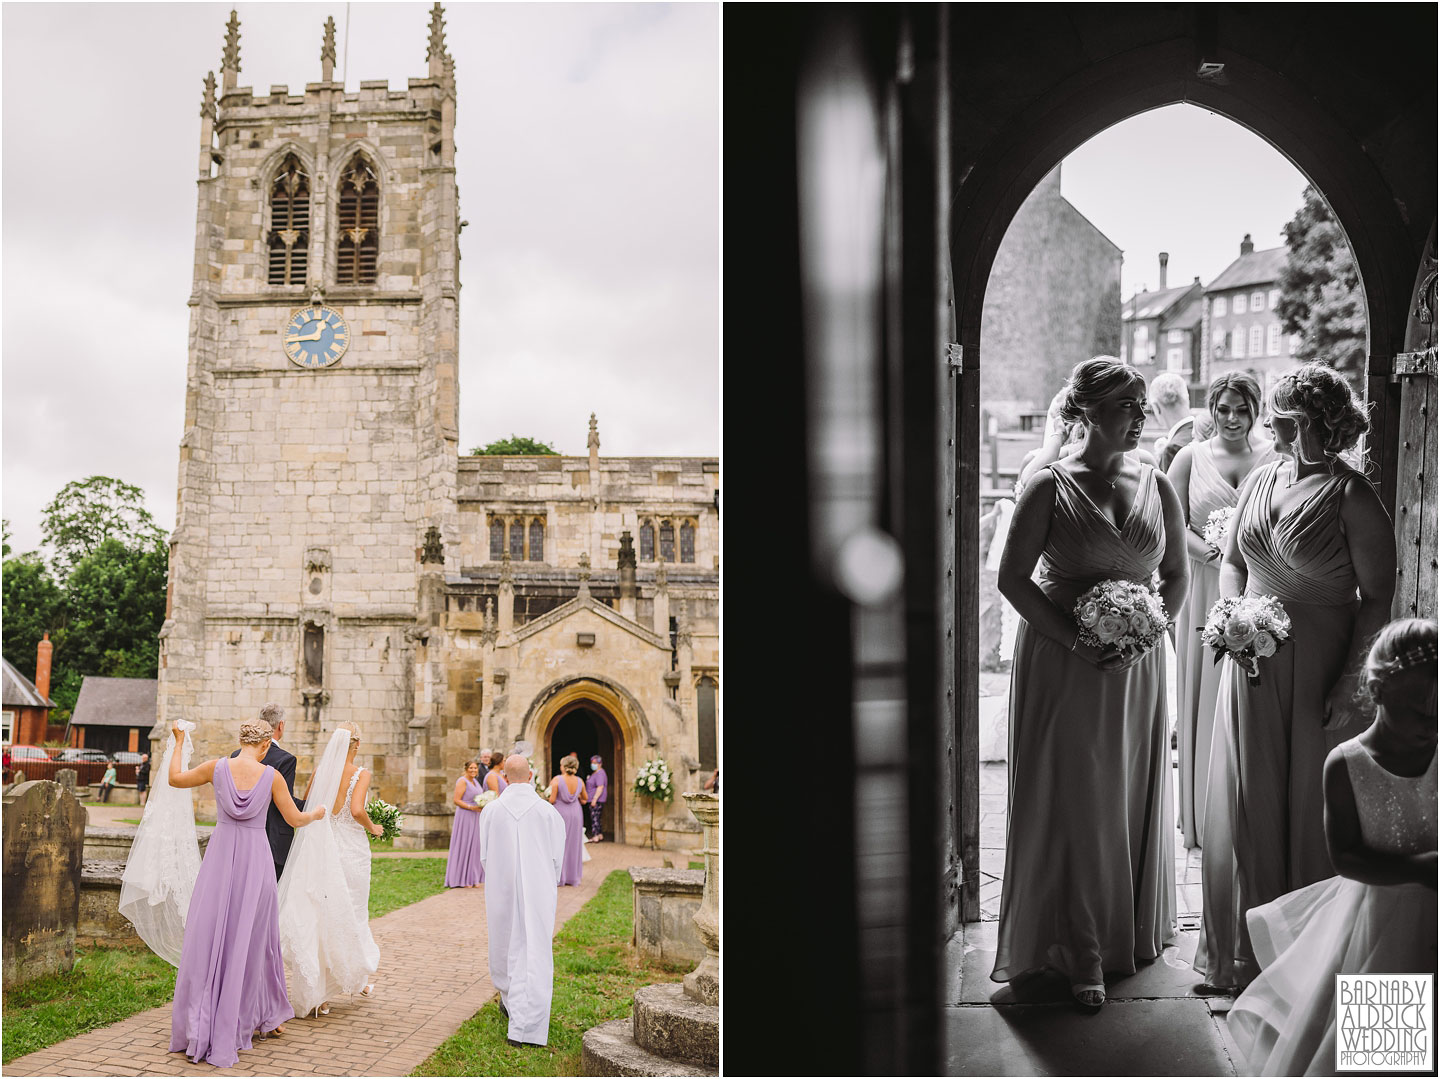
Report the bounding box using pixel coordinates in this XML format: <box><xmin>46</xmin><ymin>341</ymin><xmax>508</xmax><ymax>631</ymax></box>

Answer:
<box><xmin>267</xmin><ymin>154</ymin><xmax>310</xmax><ymax>285</ymax></box>
<box><xmin>336</xmin><ymin>156</ymin><xmax>380</xmax><ymax>285</ymax></box>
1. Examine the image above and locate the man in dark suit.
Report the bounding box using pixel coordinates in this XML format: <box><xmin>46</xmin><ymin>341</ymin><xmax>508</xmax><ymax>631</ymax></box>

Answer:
<box><xmin>230</xmin><ymin>702</ymin><xmax>298</xmax><ymax>878</ymax></box>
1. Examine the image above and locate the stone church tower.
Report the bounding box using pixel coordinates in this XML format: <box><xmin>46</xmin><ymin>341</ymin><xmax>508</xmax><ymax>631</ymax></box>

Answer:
<box><xmin>159</xmin><ymin>6</ymin><xmax>719</xmax><ymax>850</ymax></box>
<box><xmin>158</xmin><ymin>7</ymin><xmax>462</xmax><ymax>827</ymax></box>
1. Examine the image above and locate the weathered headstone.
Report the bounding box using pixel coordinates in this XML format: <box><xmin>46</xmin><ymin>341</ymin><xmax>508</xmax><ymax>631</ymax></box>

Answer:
<box><xmin>55</xmin><ymin>768</ymin><xmax>78</xmax><ymax>797</ymax></box>
<box><xmin>3</xmin><ymin>781</ymin><xmax>86</xmax><ymax>987</ymax></box>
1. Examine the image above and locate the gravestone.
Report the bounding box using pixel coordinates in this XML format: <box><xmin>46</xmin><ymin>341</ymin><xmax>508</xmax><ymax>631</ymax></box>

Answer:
<box><xmin>55</xmin><ymin>768</ymin><xmax>78</xmax><ymax>797</ymax></box>
<box><xmin>3</xmin><ymin>781</ymin><xmax>86</xmax><ymax>987</ymax></box>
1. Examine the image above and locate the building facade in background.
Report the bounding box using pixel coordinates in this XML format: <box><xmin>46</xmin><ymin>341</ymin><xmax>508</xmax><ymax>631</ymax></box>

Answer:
<box><xmin>157</xmin><ymin>8</ymin><xmax>717</xmax><ymax>849</ymax></box>
<box><xmin>1120</xmin><ymin>252</ymin><xmax>1206</xmax><ymax>397</ymax></box>
<box><xmin>1200</xmin><ymin>234</ymin><xmax>1301</xmax><ymax>394</ymax></box>
<box><xmin>981</xmin><ymin>166</ymin><xmax>1124</xmax><ymax>421</ymax></box>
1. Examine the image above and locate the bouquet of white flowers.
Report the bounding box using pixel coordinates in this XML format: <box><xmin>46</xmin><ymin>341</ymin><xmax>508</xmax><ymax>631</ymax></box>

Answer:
<box><xmin>633</xmin><ymin>757</ymin><xmax>675</xmax><ymax>804</ymax></box>
<box><xmin>1202</xmin><ymin>507</ymin><xmax>1236</xmax><ymax>556</ymax></box>
<box><xmin>1200</xmin><ymin>594</ymin><xmax>1292</xmax><ymax>686</ymax></box>
<box><xmin>529</xmin><ymin>758</ymin><xmax>547</xmax><ymax>797</ymax></box>
<box><xmin>1073</xmin><ymin>579</ymin><xmax>1169</xmax><ymax>657</ymax></box>
<box><xmin>474</xmin><ymin>789</ymin><xmax>497</xmax><ymax>810</ymax></box>
<box><xmin>366</xmin><ymin>797</ymin><xmax>403</xmax><ymax>842</ymax></box>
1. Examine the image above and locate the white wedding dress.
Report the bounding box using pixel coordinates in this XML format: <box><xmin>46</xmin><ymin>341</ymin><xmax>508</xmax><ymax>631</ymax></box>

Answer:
<box><xmin>119</xmin><ymin>720</ymin><xmax>201</xmax><ymax>966</ymax></box>
<box><xmin>276</xmin><ymin>729</ymin><xmax>380</xmax><ymax>1015</ymax></box>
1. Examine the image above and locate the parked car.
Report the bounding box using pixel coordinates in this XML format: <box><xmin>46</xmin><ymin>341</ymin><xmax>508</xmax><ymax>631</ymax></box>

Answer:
<box><xmin>110</xmin><ymin>751</ymin><xmax>145</xmax><ymax>766</ymax></box>
<box><xmin>55</xmin><ymin>748</ymin><xmax>110</xmax><ymax>763</ymax></box>
<box><xmin>8</xmin><ymin>745</ymin><xmax>55</xmax><ymax>761</ymax></box>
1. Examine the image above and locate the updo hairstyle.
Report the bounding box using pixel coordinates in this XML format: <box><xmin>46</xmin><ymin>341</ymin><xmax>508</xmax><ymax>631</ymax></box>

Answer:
<box><xmin>1054</xmin><ymin>356</ymin><xmax>1147</xmax><ymax>427</ymax></box>
<box><xmin>336</xmin><ymin>721</ymin><xmax>360</xmax><ymax>748</ymax></box>
<box><xmin>1360</xmin><ymin>618</ymin><xmax>1438</xmax><ymax>706</ymax></box>
<box><xmin>238</xmin><ymin>720</ymin><xmax>273</xmax><ymax>746</ymax></box>
<box><xmin>561</xmin><ymin>754</ymin><xmax>580</xmax><ymax>775</ymax></box>
<box><xmin>1206</xmin><ymin>372</ymin><xmax>1263</xmax><ymax>429</ymax></box>
<box><xmin>1269</xmin><ymin>363</ymin><xmax>1369</xmax><ymax>460</ymax></box>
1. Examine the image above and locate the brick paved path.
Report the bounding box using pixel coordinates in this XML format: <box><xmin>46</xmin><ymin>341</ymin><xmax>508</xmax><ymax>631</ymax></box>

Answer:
<box><xmin>7</xmin><ymin>842</ymin><xmax>667</xmax><ymax>1077</ymax></box>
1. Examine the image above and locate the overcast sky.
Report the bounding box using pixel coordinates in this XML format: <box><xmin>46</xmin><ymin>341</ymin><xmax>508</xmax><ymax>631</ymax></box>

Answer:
<box><xmin>2</xmin><ymin>2</ymin><xmax>719</xmax><ymax>556</ymax></box>
<box><xmin>1060</xmin><ymin>103</ymin><xmax>1311</xmax><ymax>298</ymax></box>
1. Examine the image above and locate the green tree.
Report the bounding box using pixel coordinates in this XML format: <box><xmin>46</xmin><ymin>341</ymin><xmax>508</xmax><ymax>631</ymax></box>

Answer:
<box><xmin>40</xmin><ymin>476</ymin><xmax>166</xmax><ymax>576</ymax></box>
<box><xmin>1</xmin><ymin>552</ymin><xmax>65</xmax><ymax>681</ymax></box>
<box><xmin>1276</xmin><ymin>186</ymin><xmax>1368</xmax><ymax>392</ymax></box>
<box><xmin>59</xmin><ymin>537</ymin><xmax>168</xmax><ymax>686</ymax></box>
<box><xmin>468</xmin><ymin>435</ymin><xmax>560</xmax><ymax>455</ymax></box>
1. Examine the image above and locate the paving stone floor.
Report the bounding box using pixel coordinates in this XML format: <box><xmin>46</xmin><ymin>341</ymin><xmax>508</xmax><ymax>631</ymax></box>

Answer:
<box><xmin>6</xmin><ymin>841</ymin><xmax>666</xmax><ymax>1077</ymax></box>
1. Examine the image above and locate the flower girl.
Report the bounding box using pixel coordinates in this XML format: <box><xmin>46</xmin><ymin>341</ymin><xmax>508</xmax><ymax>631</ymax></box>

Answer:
<box><xmin>1228</xmin><ymin>618</ymin><xmax>1437</xmax><ymax>1075</ymax></box>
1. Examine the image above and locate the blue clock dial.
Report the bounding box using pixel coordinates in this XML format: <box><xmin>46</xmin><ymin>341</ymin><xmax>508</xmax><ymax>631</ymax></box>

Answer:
<box><xmin>283</xmin><ymin>306</ymin><xmax>350</xmax><ymax>368</ymax></box>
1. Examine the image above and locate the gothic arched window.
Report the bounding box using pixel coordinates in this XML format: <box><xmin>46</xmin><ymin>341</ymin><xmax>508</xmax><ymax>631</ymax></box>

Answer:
<box><xmin>336</xmin><ymin>155</ymin><xmax>379</xmax><ymax>285</ymax></box>
<box><xmin>679</xmin><ymin>521</ymin><xmax>696</xmax><ymax>563</ymax></box>
<box><xmin>489</xmin><ymin>517</ymin><xmax>505</xmax><ymax>561</ymax></box>
<box><xmin>267</xmin><ymin>154</ymin><xmax>310</xmax><ymax>285</ymax></box>
<box><xmin>659</xmin><ymin>520</ymin><xmax>675</xmax><ymax>563</ymax></box>
<box><xmin>508</xmin><ymin>519</ymin><xmax>525</xmax><ymax>561</ymax></box>
<box><xmin>639</xmin><ymin>521</ymin><xmax>655</xmax><ymax>562</ymax></box>
<box><xmin>528</xmin><ymin>519</ymin><xmax>544</xmax><ymax>562</ymax></box>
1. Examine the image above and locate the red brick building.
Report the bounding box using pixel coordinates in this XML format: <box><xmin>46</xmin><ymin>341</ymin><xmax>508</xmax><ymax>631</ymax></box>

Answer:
<box><xmin>1</xmin><ymin>635</ymin><xmax>57</xmax><ymax>746</ymax></box>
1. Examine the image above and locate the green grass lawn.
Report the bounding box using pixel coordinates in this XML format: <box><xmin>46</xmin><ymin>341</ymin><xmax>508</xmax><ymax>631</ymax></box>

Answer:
<box><xmin>2</xmin><ymin>946</ymin><xmax>177</xmax><ymax>1063</ymax></box>
<box><xmin>369</xmin><ymin>856</ymin><xmax>450</xmax><ymax>918</ymax></box>
<box><xmin>412</xmin><ymin>870</ymin><xmax>689</xmax><ymax>1077</ymax></box>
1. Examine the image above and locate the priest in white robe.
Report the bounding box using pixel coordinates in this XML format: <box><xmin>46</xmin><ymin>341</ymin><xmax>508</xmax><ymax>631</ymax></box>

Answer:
<box><xmin>478</xmin><ymin>753</ymin><xmax>568</xmax><ymax>1047</ymax></box>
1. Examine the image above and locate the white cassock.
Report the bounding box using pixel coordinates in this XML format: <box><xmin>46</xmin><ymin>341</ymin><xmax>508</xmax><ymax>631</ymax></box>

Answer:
<box><xmin>478</xmin><ymin>782</ymin><xmax>567</xmax><ymax>1046</ymax></box>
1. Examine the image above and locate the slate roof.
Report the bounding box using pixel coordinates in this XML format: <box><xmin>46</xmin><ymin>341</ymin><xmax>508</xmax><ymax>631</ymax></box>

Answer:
<box><xmin>1</xmin><ymin>656</ymin><xmax>55</xmax><ymax>709</ymax></box>
<box><xmin>1162</xmin><ymin>290</ymin><xmax>1206</xmax><ymax>332</ymax></box>
<box><xmin>70</xmin><ymin>676</ymin><xmax>157</xmax><ymax>728</ymax></box>
<box><xmin>1207</xmin><ymin>246</ymin><xmax>1288</xmax><ymax>292</ymax></box>
<box><xmin>1122</xmin><ymin>283</ymin><xmax>1198</xmax><ymax>322</ymax></box>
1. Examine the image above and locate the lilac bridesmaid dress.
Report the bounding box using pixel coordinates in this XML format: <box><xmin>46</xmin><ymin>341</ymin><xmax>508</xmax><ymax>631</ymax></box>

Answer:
<box><xmin>445</xmin><ymin>776</ymin><xmax>486</xmax><ymax>887</ymax></box>
<box><xmin>1196</xmin><ymin>463</ymin><xmax>1366</xmax><ymax>990</ymax></box>
<box><xmin>991</xmin><ymin>464</ymin><xmax>1176</xmax><ymax>990</ymax></box>
<box><xmin>554</xmin><ymin>775</ymin><xmax>585</xmax><ymax>886</ymax></box>
<box><xmin>170</xmin><ymin>758</ymin><xmax>293</xmax><ymax>1067</ymax></box>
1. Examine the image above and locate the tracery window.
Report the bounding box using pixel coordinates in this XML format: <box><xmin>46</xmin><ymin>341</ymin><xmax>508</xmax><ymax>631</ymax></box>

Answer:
<box><xmin>508</xmin><ymin>519</ymin><xmax>525</xmax><ymax>561</ymax></box>
<box><xmin>267</xmin><ymin>154</ymin><xmax>310</xmax><ymax>285</ymax></box>
<box><xmin>659</xmin><ymin>520</ymin><xmax>675</xmax><ymax>563</ymax></box>
<box><xmin>336</xmin><ymin>155</ymin><xmax>379</xmax><ymax>285</ymax></box>
<box><xmin>639</xmin><ymin>521</ymin><xmax>655</xmax><ymax>562</ymax></box>
<box><xmin>489</xmin><ymin>518</ymin><xmax>505</xmax><ymax>561</ymax></box>
<box><xmin>679</xmin><ymin>521</ymin><xmax>695</xmax><ymax>563</ymax></box>
<box><xmin>528</xmin><ymin>519</ymin><xmax>545</xmax><ymax>562</ymax></box>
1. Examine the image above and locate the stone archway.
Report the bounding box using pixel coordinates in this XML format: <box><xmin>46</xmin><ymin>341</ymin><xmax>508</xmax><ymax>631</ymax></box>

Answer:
<box><xmin>522</xmin><ymin>676</ymin><xmax>650</xmax><ymax>846</ymax></box>
<box><xmin>543</xmin><ymin>699</ymin><xmax>624</xmax><ymax>844</ymax></box>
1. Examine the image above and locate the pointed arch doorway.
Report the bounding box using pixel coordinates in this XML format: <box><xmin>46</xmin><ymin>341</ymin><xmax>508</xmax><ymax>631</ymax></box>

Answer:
<box><xmin>543</xmin><ymin>700</ymin><xmax>625</xmax><ymax>844</ymax></box>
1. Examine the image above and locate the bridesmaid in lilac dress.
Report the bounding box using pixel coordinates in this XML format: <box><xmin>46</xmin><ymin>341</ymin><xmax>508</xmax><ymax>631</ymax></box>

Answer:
<box><xmin>1195</xmin><ymin>364</ymin><xmax>1396</xmax><ymax>993</ymax></box>
<box><xmin>547</xmin><ymin>753</ymin><xmax>589</xmax><ymax>885</ymax></box>
<box><xmin>992</xmin><ymin>358</ymin><xmax>1190</xmax><ymax>1011</ymax></box>
<box><xmin>445</xmin><ymin>759</ymin><xmax>486</xmax><ymax>887</ymax></box>
<box><xmin>1167</xmin><ymin>373</ymin><xmax>1275</xmax><ymax>847</ymax></box>
<box><xmin>166</xmin><ymin>718</ymin><xmax>325</xmax><ymax>1067</ymax></box>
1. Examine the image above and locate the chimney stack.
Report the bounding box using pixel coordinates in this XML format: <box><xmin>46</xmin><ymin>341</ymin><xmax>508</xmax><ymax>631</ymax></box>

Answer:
<box><xmin>1158</xmin><ymin>252</ymin><xmax>1169</xmax><ymax>290</ymax></box>
<box><xmin>35</xmin><ymin>632</ymin><xmax>52</xmax><ymax>701</ymax></box>
<box><xmin>1240</xmin><ymin>233</ymin><xmax>1254</xmax><ymax>256</ymax></box>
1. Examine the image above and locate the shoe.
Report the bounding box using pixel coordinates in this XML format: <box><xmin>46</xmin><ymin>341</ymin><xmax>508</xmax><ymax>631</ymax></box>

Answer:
<box><xmin>1071</xmin><ymin>984</ymin><xmax>1105</xmax><ymax>1011</ymax></box>
<box><xmin>1194</xmin><ymin>981</ymin><xmax>1237</xmax><ymax>997</ymax></box>
<box><xmin>312</xmin><ymin>1003</ymin><xmax>330</xmax><ymax>1017</ymax></box>
<box><xmin>360</xmin><ymin>983</ymin><xmax>376</xmax><ymax>997</ymax></box>
<box><xmin>506</xmin><ymin>1038</ymin><xmax>541</xmax><ymax>1049</ymax></box>
<box><xmin>498</xmin><ymin>997</ymin><xmax>509</xmax><ymax>1020</ymax></box>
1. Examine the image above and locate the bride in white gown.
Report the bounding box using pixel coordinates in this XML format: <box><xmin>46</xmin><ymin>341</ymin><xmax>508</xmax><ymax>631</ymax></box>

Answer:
<box><xmin>277</xmin><ymin>722</ymin><xmax>384</xmax><ymax>1016</ymax></box>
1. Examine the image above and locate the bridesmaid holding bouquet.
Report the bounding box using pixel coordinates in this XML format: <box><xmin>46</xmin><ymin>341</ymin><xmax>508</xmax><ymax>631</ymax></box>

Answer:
<box><xmin>1195</xmin><ymin>364</ymin><xmax>1396</xmax><ymax>993</ymax></box>
<box><xmin>1167</xmin><ymin>372</ymin><xmax>1275</xmax><ymax>847</ymax></box>
<box><xmin>991</xmin><ymin>356</ymin><xmax>1190</xmax><ymax>1010</ymax></box>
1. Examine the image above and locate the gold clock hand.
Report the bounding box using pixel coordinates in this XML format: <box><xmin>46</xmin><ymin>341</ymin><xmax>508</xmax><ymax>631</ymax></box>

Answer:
<box><xmin>284</xmin><ymin>328</ymin><xmax>326</xmax><ymax>343</ymax></box>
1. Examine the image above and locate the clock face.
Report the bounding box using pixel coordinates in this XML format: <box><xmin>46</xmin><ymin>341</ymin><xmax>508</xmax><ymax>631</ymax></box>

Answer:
<box><xmin>283</xmin><ymin>306</ymin><xmax>350</xmax><ymax>369</ymax></box>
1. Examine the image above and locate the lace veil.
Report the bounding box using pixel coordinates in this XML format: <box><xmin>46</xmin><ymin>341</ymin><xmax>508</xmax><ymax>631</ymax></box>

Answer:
<box><xmin>277</xmin><ymin>726</ymin><xmax>373</xmax><ymax>1014</ymax></box>
<box><xmin>118</xmin><ymin>720</ymin><xmax>200</xmax><ymax>966</ymax></box>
